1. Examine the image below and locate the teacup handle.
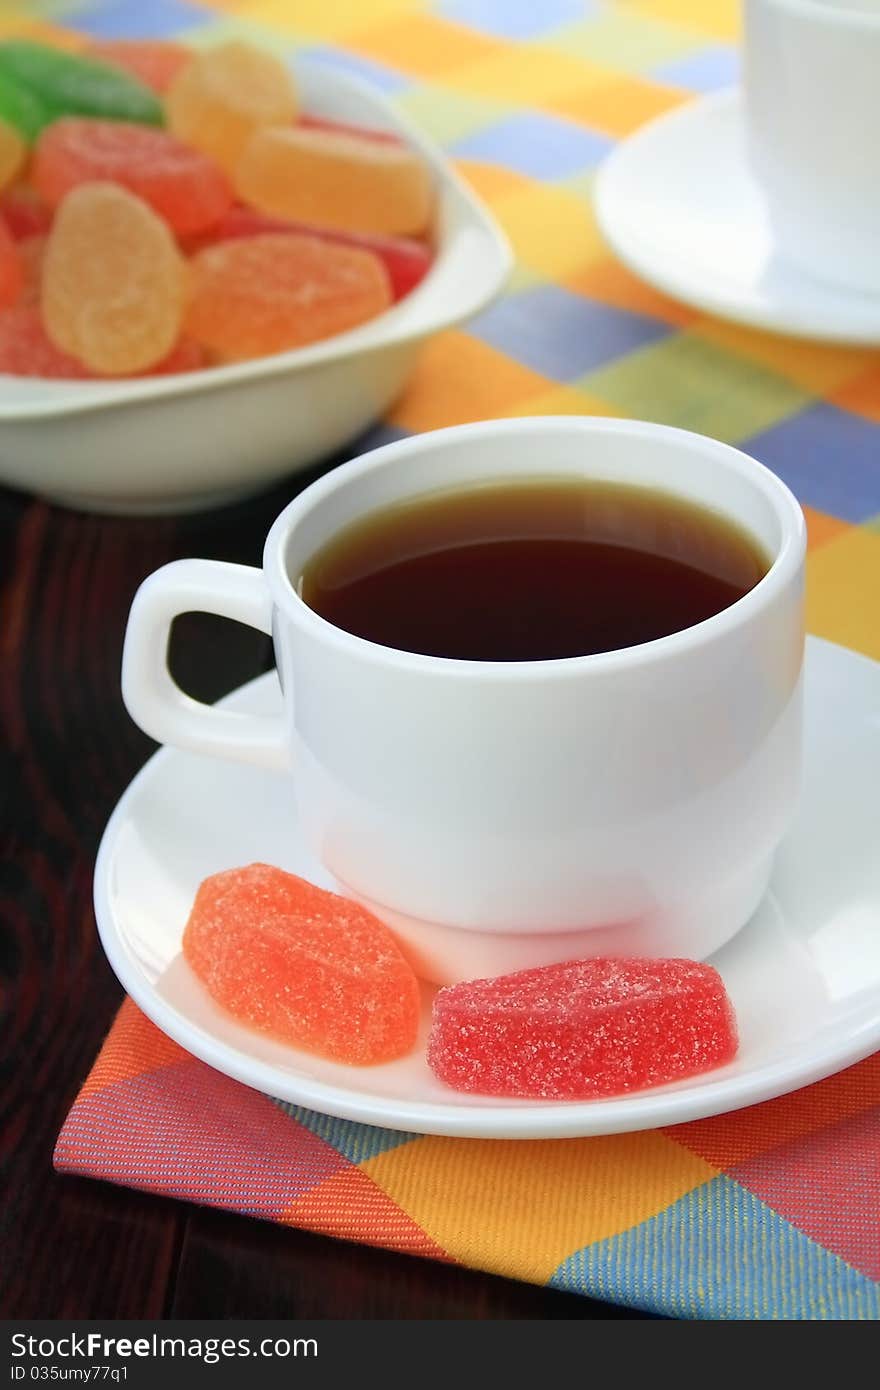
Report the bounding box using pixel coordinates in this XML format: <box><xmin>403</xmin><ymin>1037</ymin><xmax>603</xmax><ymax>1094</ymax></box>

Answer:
<box><xmin>121</xmin><ymin>559</ymin><xmax>289</xmax><ymax>771</ymax></box>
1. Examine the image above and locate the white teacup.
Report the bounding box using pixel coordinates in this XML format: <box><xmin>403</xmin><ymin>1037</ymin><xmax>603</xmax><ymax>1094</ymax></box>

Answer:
<box><xmin>744</xmin><ymin>0</ymin><xmax>880</xmax><ymax>293</ymax></box>
<box><xmin>122</xmin><ymin>418</ymin><xmax>805</xmax><ymax>984</ymax></box>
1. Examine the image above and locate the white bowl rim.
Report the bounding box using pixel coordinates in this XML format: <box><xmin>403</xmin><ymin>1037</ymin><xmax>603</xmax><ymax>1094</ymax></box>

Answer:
<box><xmin>0</xmin><ymin>56</ymin><xmax>513</xmax><ymax>422</ymax></box>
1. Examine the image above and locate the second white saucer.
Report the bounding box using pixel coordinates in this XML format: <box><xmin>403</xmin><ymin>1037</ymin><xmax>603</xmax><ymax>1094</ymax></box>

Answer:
<box><xmin>595</xmin><ymin>89</ymin><xmax>880</xmax><ymax>345</ymax></box>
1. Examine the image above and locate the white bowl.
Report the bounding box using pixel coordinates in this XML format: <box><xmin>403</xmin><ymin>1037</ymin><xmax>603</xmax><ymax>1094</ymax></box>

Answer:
<box><xmin>0</xmin><ymin>59</ymin><xmax>512</xmax><ymax>515</ymax></box>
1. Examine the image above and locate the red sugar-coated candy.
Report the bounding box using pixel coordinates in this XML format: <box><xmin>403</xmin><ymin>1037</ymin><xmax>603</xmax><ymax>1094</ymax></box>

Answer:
<box><xmin>182</xmin><ymin>863</ymin><xmax>421</xmax><ymax>1065</ymax></box>
<box><xmin>0</xmin><ymin>305</ymin><xmax>205</xmax><ymax>378</ymax></box>
<box><xmin>0</xmin><ymin>213</ymin><xmax>22</xmax><ymax>308</ymax></box>
<box><xmin>427</xmin><ymin>956</ymin><xmax>738</xmax><ymax>1100</ymax></box>
<box><xmin>0</xmin><ymin>305</ymin><xmax>91</xmax><ymax>376</ymax></box>
<box><xmin>0</xmin><ymin>184</ymin><xmax>53</xmax><ymax>239</ymax></box>
<box><xmin>298</xmin><ymin>114</ymin><xmax>403</xmax><ymax>145</ymax></box>
<box><xmin>185</xmin><ymin>205</ymin><xmax>433</xmax><ymax>301</ymax></box>
<box><xmin>89</xmin><ymin>39</ymin><xmax>192</xmax><ymax>94</ymax></box>
<box><xmin>33</xmin><ymin>118</ymin><xmax>232</xmax><ymax>235</ymax></box>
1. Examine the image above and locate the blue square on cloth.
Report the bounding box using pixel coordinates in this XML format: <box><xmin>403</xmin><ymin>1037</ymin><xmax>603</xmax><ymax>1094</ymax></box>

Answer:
<box><xmin>450</xmin><ymin>111</ymin><xmax>612</xmax><ymax>180</ymax></box>
<box><xmin>743</xmin><ymin>402</ymin><xmax>880</xmax><ymax>522</ymax></box>
<box><xmin>62</xmin><ymin>0</ymin><xmax>213</xmax><ymax>39</ymax></box>
<box><xmin>468</xmin><ymin>284</ymin><xmax>672</xmax><ymax>382</ymax></box>
<box><xmin>436</xmin><ymin>0</ymin><xmax>597</xmax><ymax>41</ymax></box>
<box><xmin>653</xmin><ymin>46</ymin><xmax>740</xmax><ymax>93</ymax></box>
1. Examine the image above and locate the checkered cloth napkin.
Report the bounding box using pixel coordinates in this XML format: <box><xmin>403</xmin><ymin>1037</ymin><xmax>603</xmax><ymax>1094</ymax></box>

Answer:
<box><xmin>39</xmin><ymin>0</ymin><xmax>880</xmax><ymax>1319</ymax></box>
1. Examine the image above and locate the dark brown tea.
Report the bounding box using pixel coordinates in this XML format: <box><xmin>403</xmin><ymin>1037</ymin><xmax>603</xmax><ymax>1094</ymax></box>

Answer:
<box><xmin>298</xmin><ymin>478</ymin><xmax>769</xmax><ymax>661</ymax></box>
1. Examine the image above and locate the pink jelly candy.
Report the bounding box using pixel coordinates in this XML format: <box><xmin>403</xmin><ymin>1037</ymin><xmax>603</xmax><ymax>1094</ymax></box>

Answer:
<box><xmin>427</xmin><ymin>956</ymin><xmax>738</xmax><ymax>1100</ymax></box>
<box><xmin>182</xmin><ymin>863</ymin><xmax>421</xmax><ymax>1065</ymax></box>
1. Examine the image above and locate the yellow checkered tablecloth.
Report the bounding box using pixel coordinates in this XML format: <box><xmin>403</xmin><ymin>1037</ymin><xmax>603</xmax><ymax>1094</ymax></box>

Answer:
<box><xmin>20</xmin><ymin>0</ymin><xmax>878</xmax><ymax>1319</ymax></box>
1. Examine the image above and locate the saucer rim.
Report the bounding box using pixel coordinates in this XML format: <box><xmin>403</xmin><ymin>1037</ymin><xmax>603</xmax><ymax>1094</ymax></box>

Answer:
<box><xmin>594</xmin><ymin>88</ymin><xmax>880</xmax><ymax>346</ymax></box>
<box><xmin>94</xmin><ymin>635</ymin><xmax>880</xmax><ymax>1139</ymax></box>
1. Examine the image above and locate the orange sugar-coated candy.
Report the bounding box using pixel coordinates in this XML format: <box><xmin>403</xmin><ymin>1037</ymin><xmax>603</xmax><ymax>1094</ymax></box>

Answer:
<box><xmin>165</xmin><ymin>41</ymin><xmax>297</xmax><ymax>174</ymax></box>
<box><xmin>42</xmin><ymin>182</ymin><xmax>186</xmax><ymax>374</ymax></box>
<box><xmin>235</xmin><ymin>125</ymin><xmax>433</xmax><ymax>237</ymax></box>
<box><xmin>0</xmin><ymin>213</ymin><xmax>22</xmax><ymax>308</ymax></box>
<box><xmin>182</xmin><ymin>863</ymin><xmax>421</xmax><ymax>1065</ymax></box>
<box><xmin>185</xmin><ymin>206</ymin><xmax>433</xmax><ymax>302</ymax></box>
<box><xmin>0</xmin><ymin>116</ymin><xmax>25</xmax><ymax>191</ymax></box>
<box><xmin>33</xmin><ymin>118</ymin><xmax>232</xmax><ymax>236</ymax></box>
<box><xmin>0</xmin><ymin>184</ymin><xmax>53</xmax><ymax>239</ymax></box>
<box><xmin>89</xmin><ymin>40</ymin><xmax>192</xmax><ymax>94</ymax></box>
<box><xmin>0</xmin><ymin>304</ymin><xmax>204</xmax><ymax>377</ymax></box>
<box><xmin>427</xmin><ymin>956</ymin><xmax>738</xmax><ymax>1100</ymax></box>
<box><xmin>184</xmin><ymin>232</ymin><xmax>391</xmax><ymax>360</ymax></box>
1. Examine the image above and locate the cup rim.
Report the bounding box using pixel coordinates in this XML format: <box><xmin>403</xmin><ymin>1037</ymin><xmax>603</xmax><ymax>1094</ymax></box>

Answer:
<box><xmin>264</xmin><ymin>416</ymin><xmax>805</xmax><ymax>680</ymax></box>
<box><xmin>753</xmin><ymin>0</ymin><xmax>880</xmax><ymax>30</ymax></box>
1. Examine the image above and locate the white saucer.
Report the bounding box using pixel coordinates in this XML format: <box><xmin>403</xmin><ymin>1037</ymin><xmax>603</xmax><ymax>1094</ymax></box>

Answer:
<box><xmin>94</xmin><ymin>636</ymin><xmax>880</xmax><ymax>1139</ymax></box>
<box><xmin>595</xmin><ymin>89</ymin><xmax>880</xmax><ymax>344</ymax></box>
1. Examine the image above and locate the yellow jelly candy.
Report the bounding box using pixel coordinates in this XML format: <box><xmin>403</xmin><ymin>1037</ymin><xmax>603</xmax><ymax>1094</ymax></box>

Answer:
<box><xmin>235</xmin><ymin>124</ymin><xmax>433</xmax><ymax>237</ymax></box>
<box><xmin>0</xmin><ymin>116</ymin><xmax>25</xmax><ymax>191</ymax></box>
<box><xmin>165</xmin><ymin>40</ymin><xmax>297</xmax><ymax>173</ymax></box>
<box><xmin>42</xmin><ymin>181</ymin><xmax>186</xmax><ymax>374</ymax></box>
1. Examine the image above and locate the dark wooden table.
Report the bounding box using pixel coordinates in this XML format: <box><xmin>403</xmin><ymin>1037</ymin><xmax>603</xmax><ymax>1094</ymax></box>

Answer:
<box><xmin>1</xmin><ymin>458</ymin><xmax>643</xmax><ymax>1320</ymax></box>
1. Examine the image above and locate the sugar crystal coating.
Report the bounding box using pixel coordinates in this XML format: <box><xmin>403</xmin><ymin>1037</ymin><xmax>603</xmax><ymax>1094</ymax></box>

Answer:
<box><xmin>0</xmin><ymin>214</ymin><xmax>22</xmax><ymax>309</ymax></box>
<box><xmin>0</xmin><ymin>304</ymin><xmax>204</xmax><ymax>377</ymax></box>
<box><xmin>186</xmin><ymin>205</ymin><xmax>432</xmax><ymax>301</ymax></box>
<box><xmin>235</xmin><ymin>125</ymin><xmax>433</xmax><ymax>236</ymax></box>
<box><xmin>0</xmin><ymin>41</ymin><xmax>163</xmax><ymax>128</ymax></box>
<box><xmin>0</xmin><ymin>117</ymin><xmax>25</xmax><ymax>192</ymax></box>
<box><xmin>33</xmin><ymin>117</ymin><xmax>233</xmax><ymax>235</ymax></box>
<box><xmin>0</xmin><ymin>184</ymin><xmax>53</xmax><ymax>239</ymax></box>
<box><xmin>89</xmin><ymin>40</ymin><xmax>192</xmax><ymax>94</ymax></box>
<box><xmin>42</xmin><ymin>181</ymin><xmax>185</xmax><ymax>374</ymax></box>
<box><xmin>182</xmin><ymin>863</ymin><xmax>421</xmax><ymax>1065</ymax></box>
<box><xmin>184</xmin><ymin>231</ymin><xmax>391</xmax><ymax>359</ymax></box>
<box><xmin>427</xmin><ymin>956</ymin><xmax>738</xmax><ymax>1100</ymax></box>
<box><xmin>0</xmin><ymin>69</ymin><xmax>51</xmax><ymax>141</ymax></box>
<box><xmin>16</xmin><ymin>233</ymin><xmax>46</xmax><ymax>304</ymax></box>
<box><xmin>165</xmin><ymin>41</ymin><xmax>297</xmax><ymax>173</ymax></box>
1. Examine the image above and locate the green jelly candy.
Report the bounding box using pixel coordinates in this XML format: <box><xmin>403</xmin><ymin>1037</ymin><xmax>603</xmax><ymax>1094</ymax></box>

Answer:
<box><xmin>0</xmin><ymin>70</ymin><xmax>52</xmax><ymax>141</ymax></box>
<box><xmin>0</xmin><ymin>42</ymin><xmax>163</xmax><ymax>127</ymax></box>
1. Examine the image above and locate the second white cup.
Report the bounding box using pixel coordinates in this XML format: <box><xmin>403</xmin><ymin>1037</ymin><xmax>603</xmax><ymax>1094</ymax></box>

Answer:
<box><xmin>744</xmin><ymin>0</ymin><xmax>880</xmax><ymax>293</ymax></box>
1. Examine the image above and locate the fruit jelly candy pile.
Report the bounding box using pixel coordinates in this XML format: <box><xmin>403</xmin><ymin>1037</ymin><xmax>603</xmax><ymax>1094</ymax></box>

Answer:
<box><xmin>0</xmin><ymin>306</ymin><xmax>204</xmax><ymax>378</ymax></box>
<box><xmin>185</xmin><ymin>232</ymin><xmax>391</xmax><ymax>360</ymax></box>
<box><xmin>42</xmin><ymin>182</ymin><xmax>185</xmax><ymax>375</ymax></box>
<box><xmin>427</xmin><ymin>956</ymin><xmax>738</xmax><ymax>1100</ymax></box>
<box><xmin>165</xmin><ymin>41</ymin><xmax>297</xmax><ymax>174</ymax></box>
<box><xmin>235</xmin><ymin>125</ymin><xmax>433</xmax><ymax>237</ymax></box>
<box><xmin>0</xmin><ymin>118</ymin><xmax>25</xmax><ymax>191</ymax></box>
<box><xmin>182</xmin><ymin>863</ymin><xmax>420</xmax><ymax>1065</ymax></box>
<box><xmin>187</xmin><ymin>205</ymin><xmax>433</xmax><ymax>301</ymax></box>
<box><xmin>0</xmin><ymin>69</ymin><xmax>51</xmax><ymax>141</ymax></box>
<box><xmin>34</xmin><ymin>118</ymin><xmax>232</xmax><ymax>236</ymax></box>
<box><xmin>0</xmin><ymin>185</ymin><xmax>52</xmax><ymax>239</ymax></box>
<box><xmin>0</xmin><ymin>42</ymin><xmax>163</xmax><ymax>128</ymax></box>
<box><xmin>89</xmin><ymin>40</ymin><xmax>192</xmax><ymax>94</ymax></box>
<box><xmin>0</xmin><ymin>214</ymin><xmax>22</xmax><ymax>309</ymax></box>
